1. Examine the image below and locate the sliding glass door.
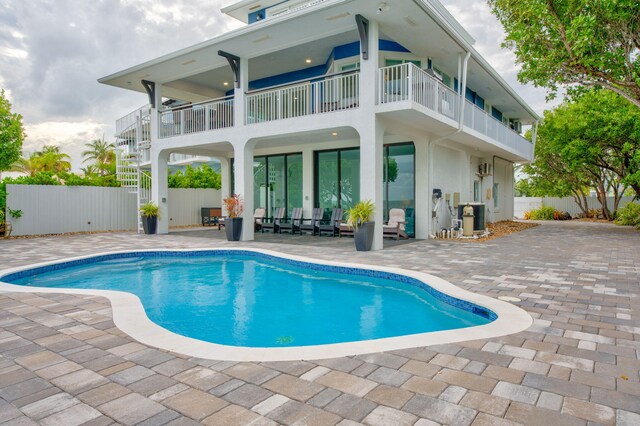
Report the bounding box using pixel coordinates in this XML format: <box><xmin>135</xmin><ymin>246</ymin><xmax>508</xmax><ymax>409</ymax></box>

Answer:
<box><xmin>384</xmin><ymin>143</ymin><xmax>415</xmax><ymax>237</ymax></box>
<box><xmin>315</xmin><ymin>148</ymin><xmax>360</xmax><ymax>219</ymax></box>
<box><xmin>253</xmin><ymin>153</ymin><xmax>302</xmax><ymax>217</ymax></box>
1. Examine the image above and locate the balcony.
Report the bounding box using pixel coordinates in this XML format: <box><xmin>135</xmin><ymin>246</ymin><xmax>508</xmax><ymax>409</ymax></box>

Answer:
<box><xmin>378</xmin><ymin>63</ymin><xmax>459</xmax><ymax>121</ymax></box>
<box><xmin>246</xmin><ymin>70</ymin><xmax>359</xmax><ymax>124</ymax></box>
<box><xmin>378</xmin><ymin>63</ymin><xmax>532</xmax><ymax>160</ymax></box>
<box><xmin>159</xmin><ymin>97</ymin><xmax>234</xmax><ymax>139</ymax></box>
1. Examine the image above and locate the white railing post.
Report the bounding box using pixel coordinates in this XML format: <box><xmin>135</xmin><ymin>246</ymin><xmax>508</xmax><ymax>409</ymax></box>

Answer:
<box><xmin>407</xmin><ymin>64</ymin><xmax>413</xmax><ymax>104</ymax></box>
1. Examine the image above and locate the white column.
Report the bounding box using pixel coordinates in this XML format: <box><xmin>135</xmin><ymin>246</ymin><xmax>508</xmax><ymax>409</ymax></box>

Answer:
<box><xmin>234</xmin><ymin>57</ymin><xmax>249</xmax><ymax>126</ymax></box>
<box><xmin>302</xmin><ymin>147</ymin><xmax>314</xmax><ymax>216</ymax></box>
<box><xmin>151</xmin><ymin>149</ymin><xmax>169</xmax><ymax>234</ymax></box>
<box><xmin>219</xmin><ymin>157</ymin><xmax>231</xmax><ymax>214</ymax></box>
<box><xmin>232</xmin><ymin>140</ymin><xmax>255</xmax><ymax>241</ymax></box>
<box><xmin>414</xmin><ymin>138</ymin><xmax>429</xmax><ymax>239</ymax></box>
<box><xmin>357</xmin><ymin>18</ymin><xmax>385</xmax><ymax>250</ymax></box>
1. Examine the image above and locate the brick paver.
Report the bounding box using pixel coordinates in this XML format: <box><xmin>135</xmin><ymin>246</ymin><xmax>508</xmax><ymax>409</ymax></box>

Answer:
<box><xmin>0</xmin><ymin>221</ymin><xmax>638</xmax><ymax>424</ymax></box>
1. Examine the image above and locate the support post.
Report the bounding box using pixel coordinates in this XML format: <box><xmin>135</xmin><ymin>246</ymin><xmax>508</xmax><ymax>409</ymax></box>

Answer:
<box><xmin>218</xmin><ymin>51</ymin><xmax>241</xmax><ymax>88</ymax></box>
<box><xmin>232</xmin><ymin>140</ymin><xmax>255</xmax><ymax>241</ymax></box>
<box><xmin>151</xmin><ymin>150</ymin><xmax>169</xmax><ymax>234</ymax></box>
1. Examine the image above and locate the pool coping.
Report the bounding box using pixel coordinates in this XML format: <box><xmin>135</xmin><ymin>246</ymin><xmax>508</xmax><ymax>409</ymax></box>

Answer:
<box><xmin>0</xmin><ymin>248</ymin><xmax>533</xmax><ymax>362</ymax></box>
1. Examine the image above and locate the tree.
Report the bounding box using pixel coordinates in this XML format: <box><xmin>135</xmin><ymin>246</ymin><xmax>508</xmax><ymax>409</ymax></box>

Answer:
<box><xmin>12</xmin><ymin>145</ymin><xmax>72</xmax><ymax>176</ymax></box>
<box><xmin>523</xmin><ymin>90</ymin><xmax>640</xmax><ymax>218</ymax></box>
<box><xmin>488</xmin><ymin>0</ymin><xmax>640</xmax><ymax>108</ymax></box>
<box><xmin>0</xmin><ymin>89</ymin><xmax>26</xmax><ymax>175</ymax></box>
<box><xmin>82</xmin><ymin>138</ymin><xmax>115</xmax><ymax>175</ymax></box>
<box><xmin>168</xmin><ymin>164</ymin><xmax>221</xmax><ymax>189</ymax></box>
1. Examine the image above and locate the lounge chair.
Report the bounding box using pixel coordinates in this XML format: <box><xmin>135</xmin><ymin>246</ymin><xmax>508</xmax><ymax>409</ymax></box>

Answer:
<box><xmin>254</xmin><ymin>208</ymin><xmax>266</xmax><ymax>231</ymax></box>
<box><xmin>261</xmin><ymin>207</ymin><xmax>285</xmax><ymax>233</ymax></box>
<box><xmin>338</xmin><ymin>221</ymin><xmax>353</xmax><ymax>237</ymax></box>
<box><xmin>383</xmin><ymin>208</ymin><xmax>408</xmax><ymax>240</ymax></box>
<box><xmin>278</xmin><ymin>208</ymin><xmax>303</xmax><ymax>234</ymax></box>
<box><xmin>317</xmin><ymin>208</ymin><xmax>343</xmax><ymax>237</ymax></box>
<box><xmin>299</xmin><ymin>208</ymin><xmax>323</xmax><ymax>235</ymax></box>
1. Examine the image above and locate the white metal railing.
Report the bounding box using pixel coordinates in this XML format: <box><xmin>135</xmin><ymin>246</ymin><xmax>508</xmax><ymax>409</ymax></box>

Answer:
<box><xmin>246</xmin><ymin>71</ymin><xmax>359</xmax><ymax>124</ymax></box>
<box><xmin>159</xmin><ymin>97</ymin><xmax>234</xmax><ymax>138</ymax></box>
<box><xmin>377</xmin><ymin>63</ymin><xmax>458</xmax><ymax>120</ymax></box>
<box><xmin>116</xmin><ymin>104</ymin><xmax>150</xmax><ymax>135</ymax></box>
<box><xmin>268</xmin><ymin>0</ymin><xmax>327</xmax><ymax>19</ymax></box>
<box><xmin>378</xmin><ymin>63</ymin><xmax>532</xmax><ymax>159</ymax></box>
<box><xmin>464</xmin><ymin>101</ymin><xmax>532</xmax><ymax>159</ymax></box>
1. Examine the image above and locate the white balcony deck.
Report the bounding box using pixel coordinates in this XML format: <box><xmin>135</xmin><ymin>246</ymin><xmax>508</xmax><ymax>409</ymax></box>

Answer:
<box><xmin>131</xmin><ymin>64</ymin><xmax>531</xmax><ymax>160</ymax></box>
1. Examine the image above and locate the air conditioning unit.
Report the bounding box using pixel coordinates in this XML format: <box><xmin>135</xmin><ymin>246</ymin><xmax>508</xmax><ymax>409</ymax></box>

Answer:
<box><xmin>478</xmin><ymin>163</ymin><xmax>492</xmax><ymax>176</ymax></box>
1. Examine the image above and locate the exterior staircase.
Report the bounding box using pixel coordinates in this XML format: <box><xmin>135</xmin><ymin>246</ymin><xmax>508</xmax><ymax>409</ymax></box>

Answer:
<box><xmin>115</xmin><ymin>105</ymin><xmax>152</xmax><ymax>233</ymax></box>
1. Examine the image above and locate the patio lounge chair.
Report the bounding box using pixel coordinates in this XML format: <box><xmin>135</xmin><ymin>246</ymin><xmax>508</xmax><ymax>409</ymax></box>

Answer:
<box><xmin>278</xmin><ymin>208</ymin><xmax>303</xmax><ymax>234</ymax></box>
<box><xmin>383</xmin><ymin>208</ymin><xmax>408</xmax><ymax>240</ymax></box>
<box><xmin>261</xmin><ymin>207</ymin><xmax>285</xmax><ymax>233</ymax></box>
<box><xmin>254</xmin><ymin>208</ymin><xmax>266</xmax><ymax>231</ymax></box>
<box><xmin>338</xmin><ymin>221</ymin><xmax>354</xmax><ymax>237</ymax></box>
<box><xmin>299</xmin><ymin>208</ymin><xmax>323</xmax><ymax>235</ymax></box>
<box><xmin>317</xmin><ymin>208</ymin><xmax>343</xmax><ymax>237</ymax></box>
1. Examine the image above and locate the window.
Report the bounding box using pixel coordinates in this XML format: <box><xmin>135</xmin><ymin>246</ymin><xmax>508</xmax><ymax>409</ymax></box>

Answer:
<box><xmin>341</xmin><ymin>62</ymin><xmax>360</xmax><ymax>72</ymax></box>
<box><xmin>384</xmin><ymin>143</ymin><xmax>415</xmax><ymax>237</ymax></box>
<box><xmin>385</xmin><ymin>59</ymin><xmax>421</xmax><ymax>68</ymax></box>
<box><xmin>493</xmin><ymin>182</ymin><xmax>499</xmax><ymax>210</ymax></box>
<box><xmin>432</xmin><ymin>66</ymin><xmax>452</xmax><ymax>87</ymax></box>
<box><xmin>474</xmin><ymin>180</ymin><xmax>481</xmax><ymax>202</ymax></box>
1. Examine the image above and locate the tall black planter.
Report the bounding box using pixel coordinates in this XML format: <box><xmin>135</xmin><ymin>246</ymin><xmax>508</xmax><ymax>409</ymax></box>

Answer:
<box><xmin>141</xmin><ymin>216</ymin><xmax>157</xmax><ymax>235</ymax></box>
<box><xmin>225</xmin><ymin>218</ymin><xmax>243</xmax><ymax>241</ymax></box>
<box><xmin>354</xmin><ymin>221</ymin><xmax>375</xmax><ymax>251</ymax></box>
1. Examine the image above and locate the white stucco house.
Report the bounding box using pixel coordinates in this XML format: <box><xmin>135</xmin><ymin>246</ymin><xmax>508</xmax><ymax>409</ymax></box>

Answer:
<box><xmin>99</xmin><ymin>0</ymin><xmax>538</xmax><ymax>249</ymax></box>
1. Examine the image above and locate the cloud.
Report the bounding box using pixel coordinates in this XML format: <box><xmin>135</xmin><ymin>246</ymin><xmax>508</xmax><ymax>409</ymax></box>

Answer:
<box><xmin>1</xmin><ymin>0</ymin><xmax>554</xmax><ymax>171</ymax></box>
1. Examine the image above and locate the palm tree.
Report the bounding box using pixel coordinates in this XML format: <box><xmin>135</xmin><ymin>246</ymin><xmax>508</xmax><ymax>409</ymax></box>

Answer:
<box><xmin>82</xmin><ymin>138</ymin><xmax>115</xmax><ymax>175</ymax></box>
<box><xmin>11</xmin><ymin>146</ymin><xmax>71</xmax><ymax>176</ymax></box>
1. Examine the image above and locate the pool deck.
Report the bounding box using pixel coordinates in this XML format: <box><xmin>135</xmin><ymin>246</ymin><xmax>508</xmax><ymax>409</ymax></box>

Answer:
<box><xmin>0</xmin><ymin>221</ymin><xmax>638</xmax><ymax>425</ymax></box>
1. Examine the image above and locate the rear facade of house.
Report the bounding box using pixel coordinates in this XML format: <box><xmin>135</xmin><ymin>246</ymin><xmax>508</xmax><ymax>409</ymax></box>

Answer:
<box><xmin>100</xmin><ymin>0</ymin><xmax>538</xmax><ymax>249</ymax></box>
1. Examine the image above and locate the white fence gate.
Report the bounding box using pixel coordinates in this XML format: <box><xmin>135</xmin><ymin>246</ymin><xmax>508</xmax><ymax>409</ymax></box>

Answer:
<box><xmin>5</xmin><ymin>185</ymin><xmax>220</xmax><ymax>236</ymax></box>
<box><xmin>514</xmin><ymin>196</ymin><xmax>636</xmax><ymax>219</ymax></box>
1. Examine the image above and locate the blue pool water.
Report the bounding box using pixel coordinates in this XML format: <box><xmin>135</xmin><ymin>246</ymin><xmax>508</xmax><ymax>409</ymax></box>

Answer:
<box><xmin>3</xmin><ymin>251</ymin><xmax>494</xmax><ymax>347</ymax></box>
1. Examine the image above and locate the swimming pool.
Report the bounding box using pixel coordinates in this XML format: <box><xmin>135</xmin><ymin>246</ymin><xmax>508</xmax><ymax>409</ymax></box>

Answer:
<box><xmin>0</xmin><ymin>249</ymin><xmax>532</xmax><ymax>361</ymax></box>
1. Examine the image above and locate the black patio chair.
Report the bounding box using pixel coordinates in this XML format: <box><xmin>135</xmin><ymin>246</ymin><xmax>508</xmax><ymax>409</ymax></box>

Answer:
<box><xmin>261</xmin><ymin>207</ymin><xmax>285</xmax><ymax>233</ymax></box>
<box><xmin>316</xmin><ymin>208</ymin><xmax>344</xmax><ymax>237</ymax></box>
<box><xmin>278</xmin><ymin>208</ymin><xmax>303</xmax><ymax>234</ymax></box>
<box><xmin>298</xmin><ymin>208</ymin><xmax>324</xmax><ymax>235</ymax></box>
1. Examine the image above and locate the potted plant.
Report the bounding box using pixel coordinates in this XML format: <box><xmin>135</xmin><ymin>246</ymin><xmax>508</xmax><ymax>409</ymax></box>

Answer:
<box><xmin>139</xmin><ymin>202</ymin><xmax>159</xmax><ymax>234</ymax></box>
<box><xmin>346</xmin><ymin>199</ymin><xmax>375</xmax><ymax>251</ymax></box>
<box><xmin>223</xmin><ymin>194</ymin><xmax>244</xmax><ymax>241</ymax></box>
<box><xmin>0</xmin><ymin>210</ymin><xmax>10</xmax><ymax>238</ymax></box>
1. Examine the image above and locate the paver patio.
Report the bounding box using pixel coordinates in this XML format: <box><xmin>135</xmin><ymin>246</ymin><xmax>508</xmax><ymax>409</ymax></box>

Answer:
<box><xmin>0</xmin><ymin>220</ymin><xmax>638</xmax><ymax>425</ymax></box>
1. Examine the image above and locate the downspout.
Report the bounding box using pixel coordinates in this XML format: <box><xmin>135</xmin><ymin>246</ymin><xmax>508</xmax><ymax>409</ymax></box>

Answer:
<box><xmin>530</xmin><ymin>120</ymin><xmax>539</xmax><ymax>162</ymax></box>
<box><xmin>431</xmin><ymin>51</ymin><xmax>470</xmax><ymax>145</ymax></box>
<box><xmin>428</xmin><ymin>51</ymin><xmax>471</xmax><ymax>237</ymax></box>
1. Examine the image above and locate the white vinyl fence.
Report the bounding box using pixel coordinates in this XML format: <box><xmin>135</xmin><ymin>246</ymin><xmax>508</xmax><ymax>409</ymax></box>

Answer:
<box><xmin>5</xmin><ymin>185</ymin><xmax>220</xmax><ymax>236</ymax></box>
<box><xmin>514</xmin><ymin>196</ymin><xmax>636</xmax><ymax>219</ymax></box>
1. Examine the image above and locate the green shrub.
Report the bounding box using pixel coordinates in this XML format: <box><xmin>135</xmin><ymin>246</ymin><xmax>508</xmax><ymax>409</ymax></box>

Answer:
<box><xmin>527</xmin><ymin>206</ymin><xmax>557</xmax><ymax>220</ymax></box>
<box><xmin>614</xmin><ymin>202</ymin><xmax>640</xmax><ymax>229</ymax></box>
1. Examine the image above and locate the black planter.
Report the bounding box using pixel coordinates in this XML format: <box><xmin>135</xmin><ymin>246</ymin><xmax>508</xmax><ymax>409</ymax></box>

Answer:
<box><xmin>354</xmin><ymin>221</ymin><xmax>375</xmax><ymax>251</ymax></box>
<box><xmin>225</xmin><ymin>217</ymin><xmax>243</xmax><ymax>241</ymax></box>
<box><xmin>141</xmin><ymin>216</ymin><xmax>157</xmax><ymax>235</ymax></box>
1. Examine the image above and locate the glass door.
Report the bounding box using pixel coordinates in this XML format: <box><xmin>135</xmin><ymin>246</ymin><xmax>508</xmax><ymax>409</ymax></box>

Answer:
<box><xmin>384</xmin><ymin>143</ymin><xmax>415</xmax><ymax>237</ymax></box>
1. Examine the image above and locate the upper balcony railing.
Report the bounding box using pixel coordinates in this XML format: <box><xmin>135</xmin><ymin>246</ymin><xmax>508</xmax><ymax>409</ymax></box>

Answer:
<box><xmin>463</xmin><ymin>101</ymin><xmax>532</xmax><ymax>159</ymax></box>
<box><xmin>246</xmin><ymin>70</ymin><xmax>359</xmax><ymax>124</ymax></box>
<box><xmin>268</xmin><ymin>0</ymin><xmax>328</xmax><ymax>19</ymax></box>
<box><xmin>379</xmin><ymin>63</ymin><xmax>531</xmax><ymax>159</ymax></box>
<box><xmin>159</xmin><ymin>96</ymin><xmax>234</xmax><ymax>139</ymax></box>
<box><xmin>378</xmin><ymin>63</ymin><xmax>459</xmax><ymax>121</ymax></box>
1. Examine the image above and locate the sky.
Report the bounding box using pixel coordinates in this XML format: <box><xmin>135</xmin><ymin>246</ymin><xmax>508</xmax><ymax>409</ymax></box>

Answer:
<box><xmin>0</xmin><ymin>0</ymin><xmax>556</xmax><ymax>172</ymax></box>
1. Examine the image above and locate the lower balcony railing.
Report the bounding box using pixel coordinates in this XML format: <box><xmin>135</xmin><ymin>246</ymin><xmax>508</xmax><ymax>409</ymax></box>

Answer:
<box><xmin>246</xmin><ymin>71</ymin><xmax>359</xmax><ymax>124</ymax></box>
<box><xmin>159</xmin><ymin>97</ymin><xmax>234</xmax><ymax>139</ymax></box>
